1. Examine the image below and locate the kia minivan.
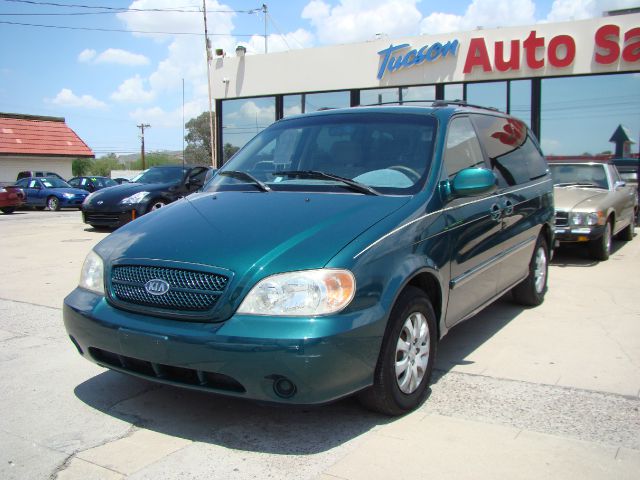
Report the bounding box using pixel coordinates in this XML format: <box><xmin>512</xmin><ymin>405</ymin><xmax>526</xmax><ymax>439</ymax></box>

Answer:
<box><xmin>64</xmin><ymin>102</ymin><xmax>554</xmax><ymax>415</ymax></box>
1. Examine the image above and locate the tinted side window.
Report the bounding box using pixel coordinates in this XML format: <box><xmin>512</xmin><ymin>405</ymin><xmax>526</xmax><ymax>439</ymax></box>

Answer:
<box><xmin>443</xmin><ymin>116</ymin><xmax>486</xmax><ymax>179</ymax></box>
<box><xmin>472</xmin><ymin>114</ymin><xmax>547</xmax><ymax>187</ymax></box>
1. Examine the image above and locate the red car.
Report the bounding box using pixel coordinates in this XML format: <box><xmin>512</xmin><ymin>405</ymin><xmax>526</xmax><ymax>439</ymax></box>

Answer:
<box><xmin>0</xmin><ymin>185</ymin><xmax>25</xmax><ymax>214</ymax></box>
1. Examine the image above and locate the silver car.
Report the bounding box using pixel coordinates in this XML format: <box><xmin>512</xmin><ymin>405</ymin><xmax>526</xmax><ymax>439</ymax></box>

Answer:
<box><xmin>551</xmin><ymin>162</ymin><xmax>637</xmax><ymax>260</ymax></box>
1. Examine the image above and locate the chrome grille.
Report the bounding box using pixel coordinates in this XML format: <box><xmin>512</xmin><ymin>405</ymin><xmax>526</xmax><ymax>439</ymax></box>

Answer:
<box><xmin>111</xmin><ymin>265</ymin><xmax>228</xmax><ymax>312</ymax></box>
<box><xmin>555</xmin><ymin>211</ymin><xmax>569</xmax><ymax>227</ymax></box>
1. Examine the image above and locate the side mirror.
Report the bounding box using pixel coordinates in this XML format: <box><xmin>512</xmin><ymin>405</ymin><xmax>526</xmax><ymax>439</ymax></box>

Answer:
<box><xmin>451</xmin><ymin>168</ymin><xmax>497</xmax><ymax>197</ymax></box>
<box><xmin>614</xmin><ymin>180</ymin><xmax>626</xmax><ymax>189</ymax></box>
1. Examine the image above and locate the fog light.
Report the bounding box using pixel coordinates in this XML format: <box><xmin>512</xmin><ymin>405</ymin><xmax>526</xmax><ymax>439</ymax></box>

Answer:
<box><xmin>273</xmin><ymin>377</ymin><xmax>297</xmax><ymax>398</ymax></box>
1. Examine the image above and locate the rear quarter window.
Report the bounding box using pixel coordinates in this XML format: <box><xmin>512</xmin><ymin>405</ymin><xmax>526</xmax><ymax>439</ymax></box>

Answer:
<box><xmin>472</xmin><ymin>114</ymin><xmax>548</xmax><ymax>187</ymax></box>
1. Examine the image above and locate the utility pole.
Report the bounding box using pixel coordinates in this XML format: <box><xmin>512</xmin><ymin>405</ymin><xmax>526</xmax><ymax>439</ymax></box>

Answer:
<box><xmin>137</xmin><ymin>123</ymin><xmax>150</xmax><ymax>170</ymax></box>
<box><xmin>263</xmin><ymin>4</ymin><xmax>268</xmax><ymax>53</ymax></box>
<box><xmin>203</xmin><ymin>0</ymin><xmax>216</xmax><ymax>168</ymax></box>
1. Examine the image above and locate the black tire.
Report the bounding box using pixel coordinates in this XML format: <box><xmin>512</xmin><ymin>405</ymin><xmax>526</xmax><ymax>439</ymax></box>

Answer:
<box><xmin>588</xmin><ymin>220</ymin><xmax>612</xmax><ymax>261</ymax></box>
<box><xmin>358</xmin><ymin>286</ymin><xmax>437</xmax><ymax>416</ymax></box>
<box><xmin>512</xmin><ymin>235</ymin><xmax>549</xmax><ymax>306</ymax></box>
<box><xmin>47</xmin><ymin>196</ymin><xmax>60</xmax><ymax>211</ymax></box>
<box><xmin>35</xmin><ymin>206</ymin><xmax>45</xmax><ymax>211</ymax></box>
<box><xmin>617</xmin><ymin>214</ymin><xmax>635</xmax><ymax>242</ymax></box>
<box><xmin>1</xmin><ymin>207</ymin><xmax>15</xmax><ymax>214</ymax></box>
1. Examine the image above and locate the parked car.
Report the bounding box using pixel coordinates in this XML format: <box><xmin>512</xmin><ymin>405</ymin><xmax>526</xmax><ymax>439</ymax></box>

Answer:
<box><xmin>112</xmin><ymin>177</ymin><xmax>131</xmax><ymax>185</ymax></box>
<box><xmin>81</xmin><ymin>165</ymin><xmax>211</xmax><ymax>228</ymax></box>
<box><xmin>15</xmin><ymin>177</ymin><xmax>89</xmax><ymax>210</ymax></box>
<box><xmin>68</xmin><ymin>176</ymin><xmax>117</xmax><ymax>193</ymax></box>
<box><xmin>0</xmin><ymin>185</ymin><xmax>25</xmax><ymax>214</ymax></box>
<box><xmin>550</xmin><ymin>162</ymin><xmax>637</xmax><ymax>260</ymax></box>
<box><xmin>64</xmin><ymin>103</ymin><xmax>554</xmax><ymax>415</ymax></box>
<box><xmin>611</xmin><ymin>158</ymin><xmax>639</xmax><ymax>206</ymax></box>
<box><xmin>17</xmin><ymin>170</ymin><xmax>65</xmax><ymax>181</ymax></box>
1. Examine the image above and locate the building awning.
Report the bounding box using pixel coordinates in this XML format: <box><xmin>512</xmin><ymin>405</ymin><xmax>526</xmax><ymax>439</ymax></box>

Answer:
<box><xmin>0</xmin><ymin>113</ymin><xmax>94</xmax><ymax>158</ymax></box>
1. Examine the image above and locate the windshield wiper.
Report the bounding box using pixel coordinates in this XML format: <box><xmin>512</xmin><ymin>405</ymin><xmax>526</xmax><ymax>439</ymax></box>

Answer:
<box><xmin>218</xmin><ymin>170</ymin><xmax>271</xmax><ymax>192</ymax></box>
<box><xmin>274</xmin><ymin>170</ymin><xmax>380</xmax><ymax>196</ymax></box>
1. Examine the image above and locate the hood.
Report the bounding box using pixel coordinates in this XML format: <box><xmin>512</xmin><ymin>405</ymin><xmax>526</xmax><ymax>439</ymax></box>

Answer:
<box><xmin>95</xmin><ymin>190</ymin><xmax>410</xmax><ymax>289</ymax></box>
<box><xmin>554</xmin><ymin>186</ymin><xmax>609</xmax><ymax>211</ymax></box>
<box><xmin>85</xmin><ymin>182</ymin><xmax>175</xmax><ymax>203</ymax></box>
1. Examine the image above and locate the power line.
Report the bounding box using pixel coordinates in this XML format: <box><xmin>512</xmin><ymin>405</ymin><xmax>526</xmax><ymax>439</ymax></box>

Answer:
<box><xmin>2</xmin><ymin>0</ymin><xmax>260</xmax><ymax>14</ymax></box>
<box><xmin>0</xmin><ymin>20</ymin><xmax>257</xmax><ymax>36</ymax></box>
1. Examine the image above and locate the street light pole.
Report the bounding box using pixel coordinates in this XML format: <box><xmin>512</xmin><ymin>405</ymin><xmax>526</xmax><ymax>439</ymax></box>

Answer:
<box><xmin>203</xmin><ymin>0</ymin><xmax>216</xmax><ymax>168</ymax></box>
<box><xmin>263</xmin><ymin>4</ymin><xmax>268</xmax><ymax>53</ymax></box>
<box><xmin>137</xmin><ymin>123</ymin><xmax>150</xmax><ymax>170</ymax></box>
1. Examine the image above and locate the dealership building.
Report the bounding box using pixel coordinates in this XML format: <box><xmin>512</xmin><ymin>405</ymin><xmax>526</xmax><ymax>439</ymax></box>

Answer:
<box><xmin>211</xmin><ymin>10</ymin><xmax>639</xmax><ymax>165</ymax></box>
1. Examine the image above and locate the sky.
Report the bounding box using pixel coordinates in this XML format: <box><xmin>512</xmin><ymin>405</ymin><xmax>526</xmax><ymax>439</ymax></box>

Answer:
<box><xmin>0</xmin><ymin>0</ymin><xmax>638</xmax><ymax>158</ymax></box>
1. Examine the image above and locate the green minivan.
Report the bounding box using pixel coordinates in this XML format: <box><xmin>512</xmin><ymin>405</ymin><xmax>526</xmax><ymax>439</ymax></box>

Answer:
<box><xmin>64</xmin><ymin>103</ymin><xmax>554</xmax><ymax>415</ymax></box>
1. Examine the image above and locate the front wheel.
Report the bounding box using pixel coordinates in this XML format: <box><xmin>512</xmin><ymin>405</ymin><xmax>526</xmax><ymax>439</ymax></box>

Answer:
<box><xmin>589</xmin><ymin>220</ymin><xmax>612</xmax><ymax>261</ymax></box>
<box><xmin>1</xmin><ymin>207</ymin><xmax>15</xmax><ymax>214</ymax></box>
<box><xmin>46</xmin><ymin>196</ymin><xmax>60</xmax><ymax>211</ymax></box>
<box><xmin>358</xmin><ymin>286</ymin><xmax>437</xmax><ymax>416</ymax></box>
<box><xmin>512</xmin><ymin>236</ymin><xmax>548</xmax><ymax>306</ymax></box>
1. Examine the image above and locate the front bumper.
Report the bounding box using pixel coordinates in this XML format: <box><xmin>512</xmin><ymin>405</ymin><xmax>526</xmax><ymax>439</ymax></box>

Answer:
<box><xmin>554</xmin><ymin>224</ymin><xmax>606</xmax><ymax>243</ymax></box>
<box><xmin>63</xmin><ymin>288</ymin><xmax>384</xmax><ymax>405</ymax></box>
<box><xmin>82</xmin><ymin>208</ymin><xmax>139</xmax><ymax>228</ymax></box>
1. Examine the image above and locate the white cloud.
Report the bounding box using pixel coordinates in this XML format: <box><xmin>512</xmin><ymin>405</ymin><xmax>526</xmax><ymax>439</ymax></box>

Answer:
<box><xmin>129</xmin><ymin>99</ymin><xmax>209</xmax><ymax>128</ymax></box>
<box><xmin>241</xmin><ymin>29</ymin><xmax>315</xmax><ymax>54</ymax></box>
<box><xmin>302</xmin><ymin>0</ymin><xmax>423</xmax><ymax>44</ymax></box>
<box><xmin>78</xmin><ymin>48</ymin><xmax>149</xmax><ymax>66</ymax></box>
<box><xmin>226</xmin><ymin>100</ymin><xmax>276</xmax><ymax>127</ymax></box>
<box><xmin>48</xmin><ymin>88</ymin><xmax>107</xmax><ymax>109</ymax></box>
<box><xmin>111</xmin><ymin>75</ymin><xmax>155</xmax><ymax>103</ymax></box>
<box><xmin>78</xmin><ymin>49</ymin><xmax>96</xmax><ymax>63</ymax></box>
<box><xmin>420</xmin><ymin>0</ymin><xmax>537</xmax><ymax>35</ymax></box>
<box><xmin>546</xmin><ymin>0</ymin><xmax>638</xmax><ymax>22</ymax></box>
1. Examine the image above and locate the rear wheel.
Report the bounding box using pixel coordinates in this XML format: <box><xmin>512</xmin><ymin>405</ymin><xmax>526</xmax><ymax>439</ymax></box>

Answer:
<box><xmin>358</xmin><ymin>286</ymin><xmax>437</xmax><ymax>416</ymax></box>
<box><xmin>617</xmin><ymin>214</ymin><xmax>635</xmax><ymax>241</ymax></box>
<box><xmin>1</xmin><ymin>207</ymin><xmax>15</xmax><ymax>214</ymax></box>
<box><xmin>589</xmin><ymin>220</ymin><xmax>612</xmax><ymax>261</ymax></box>
<box><xmin>512</xmin><ymin>236</ymin><xmax>548</xmax><ymax>306</ymax></box>
<box><xmin>46</xmin><ymin>196</ymin><xmax>60</xmax><ymax>211</ymax></box>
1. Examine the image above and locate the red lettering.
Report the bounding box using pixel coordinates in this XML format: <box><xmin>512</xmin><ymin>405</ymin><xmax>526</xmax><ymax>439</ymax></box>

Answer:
<box><xmin>594</xmin><ymin>24</ymin><xmax>620</xmax><ymax>64</ymax></box>
<box><xmin>464</xmin><ymin>38</ymin><xmax>492</xmax><ymax>73</ymax></box>
<box><xmin>622</xmin><ymin>27</ymin><xmax>640</xmax><ymax>62</ymax></box>
<box><xmin>548</xmin><ymin>35</ymin><xmax>575</xmax><ymax>67</ymax></box>
<box><xmin>523</xmin><ymin>30</ymin><xmax>545</xmax><ymax>69</ymax></box>
<box><xmin>494</xmin><ymin>40</ymin><xmax>520</xmax><ymax>71</ymax></box>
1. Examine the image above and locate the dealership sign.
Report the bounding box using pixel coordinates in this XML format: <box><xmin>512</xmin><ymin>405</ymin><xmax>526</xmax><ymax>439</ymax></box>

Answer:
<box><xmin>378</xmin><ymin>24</ymin><xmax>640</xmax><ymax>79</ymax></box>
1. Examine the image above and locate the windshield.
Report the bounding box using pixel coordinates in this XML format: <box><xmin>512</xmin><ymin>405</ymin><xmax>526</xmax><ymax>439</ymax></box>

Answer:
<box><xmin>205</xmin><ymin>112</ymin><xmax>437</xmax><ymax>195</ymax></box>
<box><xmin>95</xmin><ymin>177</ymin><xmax>117</xmax><ymax>188</ymax></box>
<box><xmin>41</xmin><ymin>177</ymin><xmax>71</xmax><ymax>188</ymax></box>
<box><xmin>549</xmin><ymin>164</ymin><xmax>609</xmax><ymax>189</ymax></box>
<box><xmin>131</xmin><ymin>167</ymin><xmax>186</xmax><ymax>184</ymax></box>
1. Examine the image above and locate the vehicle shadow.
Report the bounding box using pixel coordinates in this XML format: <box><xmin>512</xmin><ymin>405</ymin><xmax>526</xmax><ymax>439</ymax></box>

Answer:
<box><xmin>551</xmin><ymin>240</ymin><xmax>626</xmax><ymax>267</ymax></box>
<box><xmin>74</xmin><ymin>298</ymin><xmax>526</xmax><ymax>454</ymax></box>
<box><xmin>432</xmin><ymin>295</ymin><xmax>524</xmax><ymax>382</ymax></box>
<box><xmin>74</xmin><ymin>371</ymin><xmax>391</xmax><ymax>455</ymax></box>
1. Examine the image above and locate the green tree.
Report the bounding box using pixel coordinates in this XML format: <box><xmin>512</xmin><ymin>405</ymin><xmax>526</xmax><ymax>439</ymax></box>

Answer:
<box><xmin>131</xmin><ymin>152</ymin><xmax>175</xmax><ymax>170</ymax></box>
<box><xmin>223</xmin><ymin>143</ymin><xmax>240</xmax><ymax>162</ymax></box>
<box><xmin>72</xmin><ymin>158</ymin><xmax>93</xmax><ymax>176</ymax></box>
<box><xmin>184</xmin><ymin>112</ymin><xmax>214</xmax><ymax>165</ymax></box>
<box><xmin>92</xmin><ymin>153</ymin><xmax>124</xmax><ymax>177</ymax></box>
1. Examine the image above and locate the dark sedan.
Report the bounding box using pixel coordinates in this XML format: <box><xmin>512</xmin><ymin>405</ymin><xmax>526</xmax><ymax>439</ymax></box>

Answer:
<box><xmin>68</xmin><ymin>176</ymin><xmax>118</xmax><ymax>193</ymax></box>
<box><xmin>15</xmin><ymin>177</ymin><xmax>89</xmax><ymax>210</ymax></box>
<box><xmin>82</xmin><ymin>165</ymin><xmax>210</xmax><ymax>228</ymax></box>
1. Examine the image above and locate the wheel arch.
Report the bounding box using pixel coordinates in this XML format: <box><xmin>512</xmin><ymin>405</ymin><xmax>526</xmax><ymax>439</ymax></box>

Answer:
<box><xmin>401</xmin><ymin>270</ymin><xmax>443</xmax><ymax>339</ymax></box>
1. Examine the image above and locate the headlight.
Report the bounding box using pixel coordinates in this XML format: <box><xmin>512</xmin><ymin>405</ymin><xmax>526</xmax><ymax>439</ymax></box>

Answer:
<box><xmin>79</xmin><ymin>250</ymin><xmax>104</xmax><ymax>295</ymax></box>
<box><xmin>237</xmin><ymin>269</ymin><xmax>356</xmax><ymax>316</ymax></box>
<box><xmin>120</xmin><ymin>191</ymin><xmax>150</xmax><ymax>205</ymax></box>
<box><xmin>63</xmin><ymin>193</ymin><xmax>75</xmax><ymax>199</ymax></box>
<box><xmin>570</xmin><ymin>211</ymin><xmax>603</xmax><ymax>226</ymax></box>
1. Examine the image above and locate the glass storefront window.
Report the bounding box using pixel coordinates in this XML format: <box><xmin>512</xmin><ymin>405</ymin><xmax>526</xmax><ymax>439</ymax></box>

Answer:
<box><xmin>509</xmin><ymin>80</ymin><xmax>532</xmax><ymax>128</ymax></box>
<box><xmin>402</xmin><ymin>85</ymin><xmax>435</xmax><ymax>105</ymax></box>
<box><xmin>444</xmin><ymin>83</ymin><xmax>464</xmax><ymax>101</ymax></box>
<box><xmin>221</xmin><ymin>97</ymin><xmax>275</xmax><ymax>162</ymax></box>
<box><xmin>360</xmin><ymin>88</ymin><xmax>399</xmax><ymax>106</ymax></box>
<box><xmin>304</xmin><ymin>91</ymin><xmax>350</xmax><ymax>112</ymax></box>
<box><xmin>541</xmin><ymin>74</ymin><xmax>640</xmax><ymax>156</ymax></box>
<box><xmin>283</xmin><ymin>95</ymin><xmax>302</xmax><ymax>117</ymax></box>
<box><xmin>466</xmin><ymin>81</ymin><xmax>507</xmax><ymax>112</ymax></box>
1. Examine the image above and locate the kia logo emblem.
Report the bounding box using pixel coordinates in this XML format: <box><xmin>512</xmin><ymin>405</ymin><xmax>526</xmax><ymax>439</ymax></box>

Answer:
<box><xmin>144</xmin><ymin>279</ymin><xmax>170</xmax><ymax>296</ymax></box>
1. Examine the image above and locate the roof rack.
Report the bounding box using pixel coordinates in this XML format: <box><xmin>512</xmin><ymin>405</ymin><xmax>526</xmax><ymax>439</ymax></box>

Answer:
<box><xmin>358</xmin><ymin>99</ymin><xmax>501</xmax><ymax>112</ymax></box>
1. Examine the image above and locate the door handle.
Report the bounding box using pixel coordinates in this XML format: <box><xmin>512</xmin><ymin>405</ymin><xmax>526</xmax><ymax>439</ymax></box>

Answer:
<box><xmin>490</xmin><ymin>203</ymin><xmax>502</xmax><ymax>221</ymax></box>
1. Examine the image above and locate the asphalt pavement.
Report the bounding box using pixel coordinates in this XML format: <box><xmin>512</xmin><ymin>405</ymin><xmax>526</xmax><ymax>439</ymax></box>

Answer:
<box><xmin>0</xmin><ymin>210</ymin><xmax>638</xmax><ymax>479</ymax></box>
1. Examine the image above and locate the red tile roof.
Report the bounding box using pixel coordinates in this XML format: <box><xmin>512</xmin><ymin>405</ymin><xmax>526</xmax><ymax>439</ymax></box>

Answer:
<box><xmin>0</xmin><ymin>113</ymin><xmax>94</xmax><ymax>158</ymax></box>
